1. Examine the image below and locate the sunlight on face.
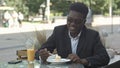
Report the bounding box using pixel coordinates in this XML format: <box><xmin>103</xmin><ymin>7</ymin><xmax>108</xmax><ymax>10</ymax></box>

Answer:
<box><xmin>67</xmin><ymin>10</ymin><xmax>85</xmax><ymax>35</ymax></box>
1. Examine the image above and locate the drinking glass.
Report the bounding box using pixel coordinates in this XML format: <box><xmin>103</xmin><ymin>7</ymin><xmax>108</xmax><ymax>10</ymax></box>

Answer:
<box><xmin>25</xmin><ymin>38</ymin><xmax>35</xmax><ymax>63</ymax></box>
<box><xmin>27</xmin><ymin>48</ymin><xmax>35</xmax><ymax>63</ymax></box>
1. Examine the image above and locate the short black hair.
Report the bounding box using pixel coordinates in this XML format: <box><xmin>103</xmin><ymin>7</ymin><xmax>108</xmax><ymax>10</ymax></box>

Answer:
<box><xmin>69</xmin><ymin>2</ymin><xmax>88</xmax><ymax>18</ymax></box>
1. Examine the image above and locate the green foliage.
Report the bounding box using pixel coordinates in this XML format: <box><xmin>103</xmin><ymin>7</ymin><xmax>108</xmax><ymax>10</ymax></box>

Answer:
<box><xmin>4</xmin><ymin>0</ymin><xmax>120</xmax><ymax>17</ymax></box>
<box><xmin>113</xmin><ymin>0</ymin><xmax>120</xmax><ymax>15</ymax></box>
<box><xmin>50</xmin><ymin>0</ymin><xmax>73</xmax><ymax>16</ymax></box>
<box><xmin>83</xmin><ymin>0</ymin><xmax>107</xmax><ymax>14</ymax></box>
<box><xmin>5</xmin><ymin>0</ymin><xmax>29</xmax><ymax>17</ymax></box>
<box><xmin>26</xmin><ymin>0</ymin><xmax>44</xmax><ymax>14</ymax></box>
<box><xmin>83</xmin><ymin>0</ymin><xmax>120</xmax><ymax>15</ymax></box>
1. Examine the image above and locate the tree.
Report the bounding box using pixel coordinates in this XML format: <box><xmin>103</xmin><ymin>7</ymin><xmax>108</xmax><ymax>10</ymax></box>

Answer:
<box><xmin>83</xmin><ymin>0</ymin><xmax>120</xmax><ymax>15</ymax></box>
<box><xmin>26</xmin><ymin>0</ymin><xmax>44</xmax><ymax>15</ymax></box>
<box><xmin>113</xmin><ymin>0</ymin><xmax>120</xmax><ymax>15</ymax></box>
<box><xmin>50</xmin><ymin>0</ymin><xmax>108</xmax><ymax>15</ymax></box>
<box><xmin>4</xmin><ymin>0</ymin><xmax>120</xmax><ymax>18</ymax></box>
<box><xmin>51</xmin><ymin>0</ymin><xmax>73</xmax><ymax>16</ymax></box>
<box><xmin>5</xmin><ymin>0</ymin><xmax>29</xmax><ymax>18</ymax></box>
<box><xmin>82</xmin><ymin>0</ymin><xmax>107</xmax><ymax>14</ymax></box>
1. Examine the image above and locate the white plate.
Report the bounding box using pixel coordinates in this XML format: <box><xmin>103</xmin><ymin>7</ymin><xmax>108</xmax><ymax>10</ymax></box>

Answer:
<box><xmin>47</xmin><ymin>58</ymin><xmax>71</xmax><ymax>64</ymax></box>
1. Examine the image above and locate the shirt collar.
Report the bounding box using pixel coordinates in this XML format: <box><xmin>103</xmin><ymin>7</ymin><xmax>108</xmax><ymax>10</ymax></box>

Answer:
<box><xmin>68</xmin><ymin>31</ymin><xmax>81</xmax><ymax>39</ymax></box>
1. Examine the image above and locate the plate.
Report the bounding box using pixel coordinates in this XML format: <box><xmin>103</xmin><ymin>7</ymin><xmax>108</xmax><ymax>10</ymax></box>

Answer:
<box><xmin>47</xmin><ymin>58</ymin><xmax>71</xmax><ymax>64</ymax></box>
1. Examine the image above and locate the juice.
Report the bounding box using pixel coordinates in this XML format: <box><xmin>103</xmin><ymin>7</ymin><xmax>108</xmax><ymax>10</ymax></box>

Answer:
<box><xmin>27</xmin><ymin>49</ymin><xmax>35</xmax><ymax>62</ymax></box>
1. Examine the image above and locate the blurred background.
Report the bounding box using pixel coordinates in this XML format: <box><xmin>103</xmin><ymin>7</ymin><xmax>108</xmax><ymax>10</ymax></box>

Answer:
<box><xmin>0</xmin><ymin>0</ymin><xmax>119</xmax><ymax>25</ymax></box>
<box><xmin>0</xmin><ymin>0</ymin><xmax>120</xmax><ymax>64</ymax></box>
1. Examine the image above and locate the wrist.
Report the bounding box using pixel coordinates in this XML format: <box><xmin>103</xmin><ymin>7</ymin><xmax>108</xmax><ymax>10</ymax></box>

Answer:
<box><xmin>79</xmin><ymin>59</ymin><xmax>89</xmax><ymax>65</ymax></box>
<box><xmin>81</xmin><ymin>59</ymin><xmax>91</xmax><ymax>66</ymax></box>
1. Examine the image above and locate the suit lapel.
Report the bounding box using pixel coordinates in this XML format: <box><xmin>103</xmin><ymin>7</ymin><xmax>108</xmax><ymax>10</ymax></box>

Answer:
<box><xmin>63</xmin><ymin>25</ymin><xmax>87</xmax><ymax>55</ymax></box>
<box><xmin>64</xmin><ymin>28</ymin><xmax>72</xmax><ymax>54</ymax></box>
<box><xmin>76</xmin><ymin>26</ymin><xmax>86</xmax><ymax>54</ymax></box>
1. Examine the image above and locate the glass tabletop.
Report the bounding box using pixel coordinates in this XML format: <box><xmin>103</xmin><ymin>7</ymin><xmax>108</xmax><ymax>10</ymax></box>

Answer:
<box><xmin>0</xmin><ymin>60</ymin><xmax>84</xmax><ymax>68</ymax></box>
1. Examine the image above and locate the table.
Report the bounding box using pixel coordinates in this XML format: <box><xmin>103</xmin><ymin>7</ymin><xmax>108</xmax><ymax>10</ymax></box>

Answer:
<box><xmin>0</xmin><ymin>60</ymin><xmax>84</xmax><ymax>68</ymax></box>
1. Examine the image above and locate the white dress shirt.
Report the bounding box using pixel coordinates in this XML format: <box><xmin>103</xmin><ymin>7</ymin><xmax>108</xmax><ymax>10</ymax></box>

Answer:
<box><xmin>68</xmin><ymin>31</ymin><xmax>81</xmax><ymax>54</ymax></box>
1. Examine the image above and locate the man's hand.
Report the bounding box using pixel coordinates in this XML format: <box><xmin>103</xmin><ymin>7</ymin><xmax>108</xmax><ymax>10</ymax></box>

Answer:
<box><xmin>39</xmin><ymin>48</ymin><xmax>50</xmax><ymax>62</ymax></box>
<box><xmin>67</xmin><ymin>54</ymin><xmax>81</xmax><ymax>63</ymax></box>
<box><xmin>67</xmin><ymin>54</ymin><xmax>89</xmax><ymax>65</ymax></box>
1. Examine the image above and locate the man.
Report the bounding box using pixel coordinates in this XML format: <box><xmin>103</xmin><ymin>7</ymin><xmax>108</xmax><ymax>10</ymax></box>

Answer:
<box><xmin>35</xmin><ymin>2</ymin><xmax>110</xmax><ymax>68</ymax></box>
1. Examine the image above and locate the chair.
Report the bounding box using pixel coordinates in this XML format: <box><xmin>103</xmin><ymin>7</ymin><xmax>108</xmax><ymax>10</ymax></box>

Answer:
<box><xmin>16</xmin><ymin>50</ymin><xmax>27</xmax><ymax>60</ymax></box>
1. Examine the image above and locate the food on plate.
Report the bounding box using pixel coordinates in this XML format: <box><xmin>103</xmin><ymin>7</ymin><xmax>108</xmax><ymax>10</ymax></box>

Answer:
<box><xmin>55</xmin><ymin>54</ymin><xmax>61</xmax><ymax>62</ymax></box>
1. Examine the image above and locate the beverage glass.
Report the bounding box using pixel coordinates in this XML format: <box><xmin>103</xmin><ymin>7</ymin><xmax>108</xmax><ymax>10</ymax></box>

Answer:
<box><xmin>27</xmin><ymin>47</ymin><xmax>35</xmax><ymax>63</ymax></box>
<box><xmin>25</xmin><ymin>38</ymin><xmax>36</xmax><ymax>63</ymax></box>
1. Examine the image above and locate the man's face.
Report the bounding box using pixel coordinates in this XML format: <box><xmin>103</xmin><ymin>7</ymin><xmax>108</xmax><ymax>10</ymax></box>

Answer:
<box><xmin>67</xmin><ymin>10</ymin><xmax>85</xmax><ymax>35</ymax></box>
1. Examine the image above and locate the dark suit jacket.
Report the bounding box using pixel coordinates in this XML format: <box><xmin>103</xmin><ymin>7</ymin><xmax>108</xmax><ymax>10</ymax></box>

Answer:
<box><xmin>36</xmin><ymin>25</ymin><xmax>110</xmax><ymax>68</ymax></box>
